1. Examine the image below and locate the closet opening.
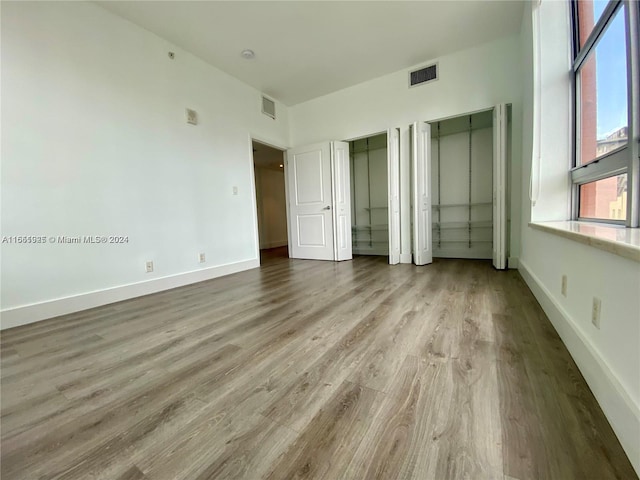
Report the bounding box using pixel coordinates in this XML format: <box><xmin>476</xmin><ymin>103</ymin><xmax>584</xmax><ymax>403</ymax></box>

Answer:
<box><xmin>427</xmin><ymin>107</ymin><xmax>510</xmax><ymax>261</ymax></box>
<box><xmin>252</xmin><ymin>140</ymin><xmax>288</xmax><ymax>262</ymax></box>
<box><xmin>348</xmin><ymin>133</ymin><xmax>389</xmax><ymax>259</ymax></box>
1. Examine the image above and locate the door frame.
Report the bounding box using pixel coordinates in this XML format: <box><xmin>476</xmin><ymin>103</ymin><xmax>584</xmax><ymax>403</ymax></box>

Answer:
<box><xmin>421</xmin><ymin>105</ymin><xmax>496</xmax><ymax>126</ymax></box>
<box><xmin>416</xmin><ymin>103</ymin><xmax>511</xmax><ymax>267</ymax></box>
<box><xmin>249</xmin><ymin>134</ymin><xmax>290</xmax><ymax>264</ymax></box>
<box><xmin>493</xmin><ymin>103</ymin><xmax>508</xmax><ymax>270</ymax></box>
<box><xmin>344</xmin><ymin>129</ymin><xmax>400</xmax><ymax>264</ymax></box>
<box><xmin>387</xmin><ymin>128</ymin><xmax>401</xmax><ymax>265</ymax></box>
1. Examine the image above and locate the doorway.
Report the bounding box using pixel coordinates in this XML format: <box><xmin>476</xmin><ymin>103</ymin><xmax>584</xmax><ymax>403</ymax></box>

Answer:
<box><xmin>252</xmin><ymin>140</ymin><xmax>288</xmax><ymax>261</ymax></box>
<box><xmin>411</xmin><ymin>104</ymin><xmax>510</xmax><ymax>268</ymax></box>
<box><xmin>349</xmin><ymin>133</ymin><xmax>389</xmax><ymax>258</ymax></box>
<box><xmin>282</xmin><ymin>136</ymin><xmax>396</xmax><ymax>263</ymax></box>
<box><xmin>429</xmin><ymin>110</ymin><xmax>494</xmax><ymax>259</ymax></box>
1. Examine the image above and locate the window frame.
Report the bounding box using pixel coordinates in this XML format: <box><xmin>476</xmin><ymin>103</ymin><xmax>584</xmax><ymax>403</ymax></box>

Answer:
<box><xmin>570</xmin><ymin>0</ymin><xmax>639</xmax><ymax>227</ymax></box>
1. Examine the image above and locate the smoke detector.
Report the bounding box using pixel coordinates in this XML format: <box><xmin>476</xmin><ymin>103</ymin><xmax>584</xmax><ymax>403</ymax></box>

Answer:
<box><xmin>241</xmin><ymin>49</ymin><xmax>255</xmax><ymax>59</ymax></box>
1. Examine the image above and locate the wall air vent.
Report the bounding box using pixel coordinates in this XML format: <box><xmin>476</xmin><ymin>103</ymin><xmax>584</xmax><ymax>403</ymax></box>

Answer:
<box><xmin>409</xmin><ymin>63</ymin><xmax>438</xmax><ymax>88</ymax></box>
<box><xmin>262</xmin><ymin>96</ymin><xmax>276</xmax><ymax>119</ymax></box>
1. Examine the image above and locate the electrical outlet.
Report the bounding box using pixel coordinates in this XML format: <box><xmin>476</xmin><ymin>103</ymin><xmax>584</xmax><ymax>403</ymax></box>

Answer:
<box><xmin>145</xmin><ymin>261</ymin><xmax>154</xmax><ymax>273</ymax></box>
<box><xmin>199</xmin><ymin>252</ymin><xmax>206</xmax><ymax>263</ymax></box>
<box><xmin>592</xmin><ymin>297</ymin><xmax>601</xmax><ymax>329</ymax></box>
<box><xmin>561</xmin><ymin>275</ymin><xmax>568</xmax><ymax>297</ymax></box>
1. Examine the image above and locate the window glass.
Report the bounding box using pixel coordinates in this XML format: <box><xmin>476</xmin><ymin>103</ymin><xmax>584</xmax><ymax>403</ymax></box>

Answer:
<box><xmin>577</xmin><ymin>6</ymin><xmax>628</xmax><ymax>165</ymax></box>
<box><xmin>579</xmin><ymin>174</ymin><xmax>627</xmax><ymax>220</ymax></box>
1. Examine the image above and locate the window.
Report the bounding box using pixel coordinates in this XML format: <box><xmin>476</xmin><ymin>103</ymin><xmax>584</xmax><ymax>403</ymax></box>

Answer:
<box><xmin>579</xmin><ymin>174</ymin><xmax>627</xmax><ymax>220</ymax></box>
<box><xmin>570</xmin><ymin>0</ymin><xmax>639</xmax><ymax>226</ymax></box>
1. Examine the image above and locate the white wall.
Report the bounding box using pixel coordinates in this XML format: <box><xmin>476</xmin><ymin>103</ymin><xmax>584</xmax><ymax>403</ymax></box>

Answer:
<box><xmin>1</xmin><ymin>1</ymin><xmax>290</xmax><ymax>327</ymax></box>
<box><xmin>290</xmin><ymin>35</ymin><xmax>523</xmax><ymax>266</ymax></box>
<box><xmin>519</xmin><ymin>2</ymin><xmax>640</xmax><ymax>474</ymax></box>
<box><xmin>254</xmin><ymin>168</ymin><xmax>288</xmax><ymax>250</ymax></box>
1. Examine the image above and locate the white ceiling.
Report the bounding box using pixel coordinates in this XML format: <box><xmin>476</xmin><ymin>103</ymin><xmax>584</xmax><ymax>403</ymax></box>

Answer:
<box><xmin>97</xmin><ymin>1</ymin><xmax>525</xmax><ymax>106</ymax></box>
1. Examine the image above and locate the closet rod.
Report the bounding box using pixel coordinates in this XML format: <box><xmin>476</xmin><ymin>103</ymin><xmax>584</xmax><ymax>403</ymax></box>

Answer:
<box><xmin>352</xmin><ymin>224</ymin><xmax>389</xmax><ymax>230</ymax></box>
<box><xmin>434</xmin><ymin>240</ymin><xmax>492</xmax><ymax>244</ymax></box>
<box><xmin>350</xmin><ymin>145</ymin><xmax>387</xmax><ymax>155</ymax></box>
<box><xmin>432</xmin><ymin>202</ymin><xmax>492</xmax><ymax>208</ymax></box>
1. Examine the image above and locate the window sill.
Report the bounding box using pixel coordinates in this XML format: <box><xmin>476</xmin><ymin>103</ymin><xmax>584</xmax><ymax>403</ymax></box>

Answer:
<box><xmin>528</xmin><ymin>221</ymin><xmax>640</xmax><ymax>263</ymax></box>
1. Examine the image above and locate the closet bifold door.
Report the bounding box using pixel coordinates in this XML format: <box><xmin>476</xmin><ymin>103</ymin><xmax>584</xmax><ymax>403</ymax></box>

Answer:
<box><xmin>387</xmin><ymin>128</ymin><xmax>401</xmax><ymax>265</ymax></box>
<box><xmin>411</xmin><ymin>122</ymin><xmax>433</xmax><ymax>266</ymax></box>
<box><xmin>331</xmin><ymin>141</ymin><xmax>352</xmax><ymax>261</ymax></box>
<box><xmin>492</xmin><ymin>104</ymin><xmax>508</xmax><ymax>270</ymax></box>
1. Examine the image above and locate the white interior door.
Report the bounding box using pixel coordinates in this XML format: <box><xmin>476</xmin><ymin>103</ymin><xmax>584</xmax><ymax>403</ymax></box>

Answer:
<box><xmin>286</xmin><ymin>142</ymin><xmax>335</xmax><ymax>260</ymax></box>
<box><xmin>387</xmin><ymin>128</ymin><xmax>401</xmax><ymax>265</ymax></box>
<box><xmin>411</xmin><ymin>122</ymin><xmax>433</xmax><ymax>266</ymax></box>
<box><xmin>493</xmin><ymin>103</ymin><xmax>508</xmax><ymax>270</ymax></box>
<box><xmin>331</xmin><ymin>141</ymin><xmax>352</xmax><ymax>261</ymax></box>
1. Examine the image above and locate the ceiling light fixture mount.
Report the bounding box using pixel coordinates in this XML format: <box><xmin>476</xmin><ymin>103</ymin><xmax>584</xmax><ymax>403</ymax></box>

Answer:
<box><xmin>241</xmin><ymin>49</ymin><xmax>255</xmax><ymax>60</ymax></box>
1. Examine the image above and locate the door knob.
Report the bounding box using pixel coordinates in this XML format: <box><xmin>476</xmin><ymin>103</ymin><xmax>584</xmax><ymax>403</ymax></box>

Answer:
<box><xmin>323</xmin><ymin>206</ymin><xmax>331</xmax><ymax>210</ymax></box>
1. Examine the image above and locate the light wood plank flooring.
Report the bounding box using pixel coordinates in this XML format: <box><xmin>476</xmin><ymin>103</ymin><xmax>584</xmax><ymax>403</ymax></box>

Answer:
<box><xmin>1</xmin><ymin>249</ymin><xmax>636</xmax><ymax>479</ymax></box>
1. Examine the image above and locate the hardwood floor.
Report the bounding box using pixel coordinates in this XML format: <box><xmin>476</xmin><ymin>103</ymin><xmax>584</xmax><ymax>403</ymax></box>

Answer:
<box><xmin>1</xmin><ymin>252</ymin><xmax>636</xmax><ymax>479</ymax></box>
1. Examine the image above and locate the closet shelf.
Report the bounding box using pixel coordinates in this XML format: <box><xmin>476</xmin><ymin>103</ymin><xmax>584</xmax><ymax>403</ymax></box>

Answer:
<box><xmin>353</xmin><ymin>240</ymin><xmax>389</xmax><ymax>245</ymax></box>
<box><xmin>433</xmin><ymin>221</ymin><xmax>492</xmax><ymax>229</ymax></box>
<box><xmin>432</xmin><ymin>202</ymin><xmax>492</xmax><ymax>208</ymax></box>
<box><xmin>352</xmin><ymin>224</ymin><xmax>388</xmax><ymax>230</ymax></box>
<box><xmin>363</xmin><ymin>207</ymin><xmax>388</xmax><ymax>210</ymax></box>
<box><xmin>350</xmin><ymin>145</ymin><xmax>387</xmax><ymax>155</ymax></box>
<box><xmin>436</xmin><ymin>240</ymin><xmax>493</xmax><ymax>244</ymax></box>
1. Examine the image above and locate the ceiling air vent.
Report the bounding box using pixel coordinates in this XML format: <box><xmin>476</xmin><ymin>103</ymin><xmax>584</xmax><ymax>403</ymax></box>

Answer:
<box><xmin>409</xmin><ymin>63</ymin><xmax>438</xmax><ymax>88</ymax></box>
<box><xmin>262</xmin><ymin>96</ymin><xmax>276</xmax><ymax>119</ymax></box>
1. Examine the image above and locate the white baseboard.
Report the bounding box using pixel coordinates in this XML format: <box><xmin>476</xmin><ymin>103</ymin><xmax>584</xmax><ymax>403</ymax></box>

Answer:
<box><xmin>508</xmin><ymin>256</ymin><xmax>519</xmax><ymax>269</ymax></box>
<box><xmin>519</xmin><ymin>259</ymin><xmax>640</xmax><ymax>476</ymax></box>
<box><xmin>0</xmin><ymin>258</ymin><xmax>260</xmax><ymax>330</ymax></box>
<box><xmin>400</xmin><ymin>253</ymin><xmax>412</xmax><ymax>264</ymax></box>
<box><xmin>260</xmin><ymin>240</ymin><xmax>288</xmax><ymax>249</ymax></box>
<box><xmin>432</xmin><ymin>247</ymin><xmax>492</xmax><ymax>260</ymax></box>
<box><xmin>353</xmin><ymin>247</ymin><xmax>388</xmax><ymax>257</ymax></box>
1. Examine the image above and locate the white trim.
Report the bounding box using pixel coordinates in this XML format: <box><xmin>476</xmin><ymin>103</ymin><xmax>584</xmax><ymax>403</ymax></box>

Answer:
<box><xmin>248</xmin><ymin>135</ymin><xmax>262</xmax><ymax>263</ymax></box>
<box><xmin>250</xmin><ymin>134</ymin><xmax>290</xmax><ymax>264</ymax></box>
<box><xmin>507</xmin><ymin>256</ymin><xmax>519</xmax><ymax>269</ymax></box>
<box><xmin>0</xmin><ymin>259</ymin><xmax>259</xmax><ymax>330</ymax></box>
<box><xmin>260</xmin><ymin>241</ymin><xmax>288</xmax><ymax>250</ymax></box>
<box><xmin>249</xmin><ymin>135</ymin><xmax>289</xmax><ymax>153</ymax></box>
<box><xmin>400</xmin><ymin>253</ymin><xmax>412</xmax><ymax>264</ymax></box>
<box><xmin>519</xmin><ymin>259</ymin><xmax>640</xmax><ymax>475</ymax></box>
<box><xmin>353</xmin><ymin>247</ymin><xmax>388</xmax><ymax>256</ymax></box>
<box><xmin>493</xmin><ymin>103</ymin><xmax>508</xmax><ymax>270</ymax></box>
<box><xmin>433</xmin><ymin>247</ymin><xmax>492</xmax><ymax>260</ymax></box>
<box><xmin>387</xmin><ymin>128</ymin><xmax>401</xmax><ymax>265</ymax></box>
